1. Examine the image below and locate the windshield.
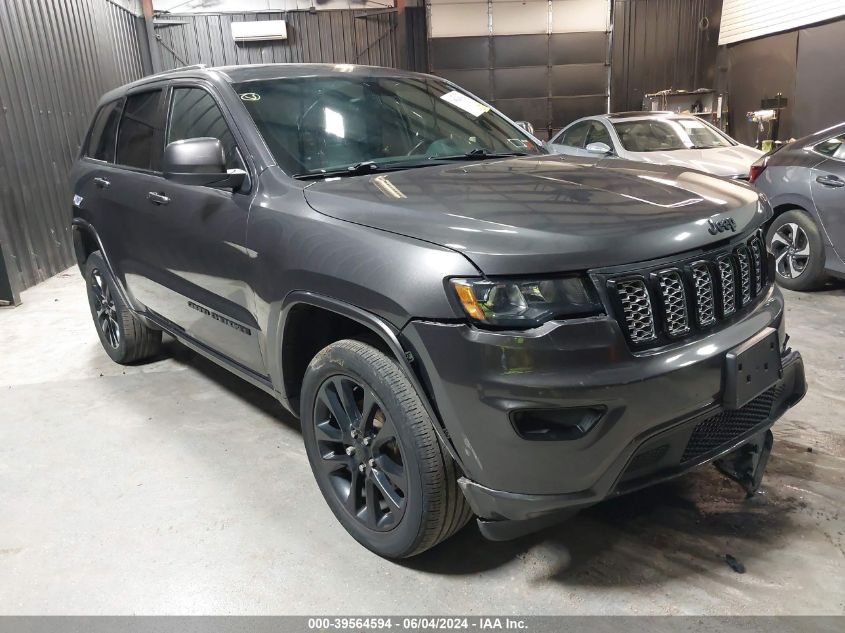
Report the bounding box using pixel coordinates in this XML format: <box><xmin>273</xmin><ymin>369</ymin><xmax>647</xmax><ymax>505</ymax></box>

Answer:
<box><xmin>613</xmin><ymin>118</ymin><xmax>734</xmax><ymax>152</ymax></box>
<box><xmin>233</xmin><ymin>75</ymin><xmax>542</xmax><ymax>177</ymax></box>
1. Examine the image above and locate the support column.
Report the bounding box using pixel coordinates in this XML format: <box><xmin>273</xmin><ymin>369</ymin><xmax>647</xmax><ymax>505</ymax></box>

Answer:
<box><xmin>141</xmin><ymin>0</ymin><xmax>163</xmax><ymax>73</ymax></box>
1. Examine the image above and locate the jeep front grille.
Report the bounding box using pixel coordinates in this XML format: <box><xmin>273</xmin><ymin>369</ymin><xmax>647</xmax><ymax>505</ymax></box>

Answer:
<box><xmin>749</xmin><ymin>235</ymin><xmax>764</xmax><ymax>294</ymax></box>
<box><xmin>718</xmin><ymin>256</ymin><xmax>736</xmax><ymax>316</ymax></box>
<box><xmin>657</xmin><ymin>271</ymin><xmax>689</xmax><ymax>337</ymax></box>
<box><xmin>736</xmin><ymin>245</ymin><xmax>752</xmax><ymax>306</ymax></box>
<box><xmin>615</xmin><ymin>278</ymin><xmax>656</xmax><ymax>343</ymax></box>
<box><xmin>691</xmin><ymin>263</ymin><xmax>716</xmax><ymax>327</ymax></box>
<box><xmin>607</xmin><ymin>231</ymin><xmax>768</xmax><ymax>348</ymax></box>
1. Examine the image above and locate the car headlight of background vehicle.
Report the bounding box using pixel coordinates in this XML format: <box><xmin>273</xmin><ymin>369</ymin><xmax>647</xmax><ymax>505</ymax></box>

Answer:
<box><xmin>451</xmin><ymin>277</ymin><xmax>603</xmax><ymax>328</ymax></box>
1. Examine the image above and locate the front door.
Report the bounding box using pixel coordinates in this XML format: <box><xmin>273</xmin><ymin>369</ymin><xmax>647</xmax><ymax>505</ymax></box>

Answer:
<box><xmin>109</xmin><ymin>84</ymin><xmax>265</xmax><ymax>375</ymax></box>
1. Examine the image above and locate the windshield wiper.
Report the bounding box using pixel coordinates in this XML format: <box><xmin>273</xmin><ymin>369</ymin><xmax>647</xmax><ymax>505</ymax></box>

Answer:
<box><xmin>293</xmin><ymin>151</ymin><xmax>531</xmax><ymax>180</ymax></box>
<box><xmin>436</xmin><ymin>149</ymin><xmax>529</xmax><ymax>161</ymax></box>
<box><xmin>294</xmin><ymin>161</ymin><xmax>384</xmax><ymax>180</ymax></box>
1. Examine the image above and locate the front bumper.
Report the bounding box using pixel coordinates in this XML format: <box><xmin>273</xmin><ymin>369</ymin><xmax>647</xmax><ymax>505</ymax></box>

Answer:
<box><xmin>464</xmin><ymin>350</ymin><xmax>803</xmax><ymax>538</ymax></box>
<box><xmin>400</xmin><ymin>285</ymin><xmax>806</xmax><ymax>536</ymax></box>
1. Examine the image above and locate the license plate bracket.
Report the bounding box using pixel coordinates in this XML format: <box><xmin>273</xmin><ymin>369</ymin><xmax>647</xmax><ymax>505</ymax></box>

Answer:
<box><xmin>724</xmin><ymin>327</ymin><xmax>782</xmax><ymax>410</ymax></box>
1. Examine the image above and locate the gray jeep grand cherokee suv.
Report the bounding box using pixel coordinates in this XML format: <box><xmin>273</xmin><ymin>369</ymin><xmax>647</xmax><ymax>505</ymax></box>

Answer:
<box><xmin>71</xmin><ymin>64</ymin><xmax>806</xmax><ymax>558</ymax></box>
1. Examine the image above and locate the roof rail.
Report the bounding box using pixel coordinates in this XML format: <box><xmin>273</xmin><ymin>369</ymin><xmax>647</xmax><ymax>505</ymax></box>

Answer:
<box><xmin>147</xmin><ymin>64</ymin><xmax>208</xmax><ymax>79</ymax></box>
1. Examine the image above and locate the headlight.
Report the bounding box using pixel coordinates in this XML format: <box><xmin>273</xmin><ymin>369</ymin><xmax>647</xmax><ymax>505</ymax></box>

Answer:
<box><xmin>451</xmin><ymin>277</ymin><xmax>603</xmax><ymax>328</ymax></box>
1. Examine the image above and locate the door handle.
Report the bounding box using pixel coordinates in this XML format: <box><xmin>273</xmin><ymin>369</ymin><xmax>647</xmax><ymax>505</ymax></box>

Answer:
<box><xmin>816</xmin><ymin>174</ymin><xmax>845</xmax><ymax>188</ymax></box>
<box><xmin>147</xmin><ymin>191</ymin><xmax>170</xmax><ymax>206</ymax></box>
<box><xmin>93</xmin><ymin>177</ymin><xmax>110</xmax><ymax>189</ymax></box>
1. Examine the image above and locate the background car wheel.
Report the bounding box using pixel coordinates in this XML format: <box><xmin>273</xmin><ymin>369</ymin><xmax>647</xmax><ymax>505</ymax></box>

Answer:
<box><xmin>766</xmin><ymin>210</ymin><xmax>826</xmax><ymax>291</ymax></box>
<box><xmin>301</xmin><ymin>339</ymin><xmax>472</xmax><ymax>558</ymax></box>
<box><xmin>84</xmin><ymin>252</ymin><xmax>162</xmax><ymax>364</ymax></box>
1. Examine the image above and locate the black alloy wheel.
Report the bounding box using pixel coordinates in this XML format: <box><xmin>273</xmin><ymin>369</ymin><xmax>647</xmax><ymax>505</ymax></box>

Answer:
<box><xmin>313</xmin><ymin>375</ymin><xmax>408</xmax><ymax>531</ymax></box>
<box><xmin>90</xmin><ymin>267</ymin><xmax>121</xmax><ymax>349</ymax></box>
<box><xmin>84</xmin><ymin>251</ymin><xmax>162</xmax><ymax>364</ymax></box>
<box><xmin>300</xmin><ymin>339</ymin><xmax>472</xmax><ymax>558</ymax></box>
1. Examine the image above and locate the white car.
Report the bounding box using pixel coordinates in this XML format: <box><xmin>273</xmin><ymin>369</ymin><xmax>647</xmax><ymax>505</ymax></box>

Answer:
<box><xmin>548</xmin><ymin>111</ymin><xmax>763</xmax><ymax>179</ymax></box>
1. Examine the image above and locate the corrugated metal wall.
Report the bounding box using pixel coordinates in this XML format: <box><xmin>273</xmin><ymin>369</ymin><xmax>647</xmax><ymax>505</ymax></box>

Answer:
<box><xmin>0</xmin><ymin>3</ymin><xmax>425</xmax><ymax>298</ymax></box>
<box><xmin>610</xmin><ymin>0</ymin><xmax>722</xmax><ymax>112</ymax></box>
<box><xmin>0</xmin><ymin>0</ymin><xmax>145</xmax><ymax>294</ymax></box>
<box><xmin>154</xmin><ymin>8</ymin><xmax>426</xmax><ymax>72</ymax></box>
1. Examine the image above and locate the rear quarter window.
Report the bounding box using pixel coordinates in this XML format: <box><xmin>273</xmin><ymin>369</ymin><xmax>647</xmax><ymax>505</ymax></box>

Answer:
<box><xmin>85</xmin><ymin>99</ymin><xmax>123</xmax><ymax>162</ymax></box>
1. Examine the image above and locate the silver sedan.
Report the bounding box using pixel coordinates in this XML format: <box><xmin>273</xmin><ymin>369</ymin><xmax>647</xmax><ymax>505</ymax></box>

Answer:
<box><xmin>548</xmin><ymin>111</ymin><xmax>762</xmax><ymax>179</ymax></box>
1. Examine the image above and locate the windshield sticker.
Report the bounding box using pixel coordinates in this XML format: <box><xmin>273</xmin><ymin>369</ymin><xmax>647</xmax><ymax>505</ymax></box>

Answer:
<box><xmin>440</xmin><ymin>90</ymin><xmax>489</xmax><ymax>118</ymax></box>
<box><xmin>240</xmin><ymin>92</ymin><xmax>260</xmax><ymax>102</ymax></box>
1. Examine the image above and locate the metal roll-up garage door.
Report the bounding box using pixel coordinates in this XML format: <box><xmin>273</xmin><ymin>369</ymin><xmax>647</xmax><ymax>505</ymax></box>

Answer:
<box><xmin>427</xmin><ymin>0</ymin><xmax>610</xmax><ymax>140</ymax></box>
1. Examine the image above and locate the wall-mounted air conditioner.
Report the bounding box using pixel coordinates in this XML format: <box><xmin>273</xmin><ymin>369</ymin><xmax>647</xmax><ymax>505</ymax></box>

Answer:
<box><xmin>231</xmin><ymin>20</ymin><xmax>288</xmax><ymax>43</ymax></box>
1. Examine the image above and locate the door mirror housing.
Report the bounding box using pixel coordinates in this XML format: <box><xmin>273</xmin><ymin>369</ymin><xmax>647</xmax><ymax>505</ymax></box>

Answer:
<box><xmin>585</xmin><ymin>141</ymin><xmax>613</xmax><ymax>155</ymax></box>
<box><xmin>163</xmin><ymin>137</ymin><xmax>246</xmax><ymax>189</ymax></box>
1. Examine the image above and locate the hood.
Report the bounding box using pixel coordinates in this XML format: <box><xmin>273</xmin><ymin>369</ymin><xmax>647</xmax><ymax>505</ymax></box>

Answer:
<box><xmin>630</xmin><ymin>144</ymin><xmax>763</xmax><ymax>178</ymax></box>
<box><xmin>303</xmin><ymin>155</ymin><xmax>765</xmax><ymax>276</ymax></box>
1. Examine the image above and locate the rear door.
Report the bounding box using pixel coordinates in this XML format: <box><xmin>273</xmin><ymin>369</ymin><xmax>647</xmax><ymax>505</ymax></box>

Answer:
<box><xmin>73</xmin><ymin>97</ymin><xmax>124</xmax><ymax>258</ymax></box>
<box><xmin>809</xmin><ymin>134</ymin><xmax>845</xmax><ymax>260</ymax></box>
<box><xmin>99</xmin><ymin>87</ymin><xmax>169</xmax><ymax>306</ymax></box>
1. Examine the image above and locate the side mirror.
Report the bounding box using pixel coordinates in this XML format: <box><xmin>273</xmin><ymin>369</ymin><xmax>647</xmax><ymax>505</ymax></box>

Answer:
<box><xmin>585</xmin><ymin>142</ymin><xmax>613</xmax><ymax>155</ymax></box>
<box><xmin>514</xmin><ymin>120</ymin><xmax>535</xmax><ymax>135</ymax></box>
<box><xmin>163</xmin><ymin>137</ymin><xmax>246</xmax><ymax>189</ymax></box>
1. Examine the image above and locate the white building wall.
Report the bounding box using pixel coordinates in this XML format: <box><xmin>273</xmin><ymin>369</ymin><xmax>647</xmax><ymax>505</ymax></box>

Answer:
<box><xmin>719</xmin><ymin>0</ymin><xmax>845</xmax><ymax>45</ymax></box>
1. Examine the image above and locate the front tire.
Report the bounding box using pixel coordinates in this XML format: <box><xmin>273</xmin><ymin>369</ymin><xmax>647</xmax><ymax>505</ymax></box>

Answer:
<box><xmin>84</xmin><ymin>252</ymin><xmax>162</xmax><ymax>364</ymax></box>
<box><xmin>301</xmin><ymin>339</ymin><xmax>472</xmax><ymax>558</ymax></box>
<box><xmin>766</xmin><ymin>210</ymin><xmax>826</xmax><ymax>291</ymax></box>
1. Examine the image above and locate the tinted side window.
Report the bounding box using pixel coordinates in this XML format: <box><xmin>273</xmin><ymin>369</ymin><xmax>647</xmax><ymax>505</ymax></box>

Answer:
<box><xmin>85</xmin><ymin>99</ymin><xmax>123</xmax><ymax>162</ymax></box>
<box><xmin>167</xmin><ymin>87</ymin><xmax>240</xmax><ymax>170</ymax></box>
<box><xmin>116</xmin><ymin>90</ymin><xmax>164</xmax><ymax>170</ymax></box>
<box><xmin>560</xmin><ymin>122</ymin><xmax>590</xmax><ymax>148</ymax></box>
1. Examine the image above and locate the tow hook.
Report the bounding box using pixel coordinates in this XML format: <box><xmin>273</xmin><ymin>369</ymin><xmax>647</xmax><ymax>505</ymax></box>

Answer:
<box><xmin>714</xmin><ymin>429</ymin><xmax>774</xmax><ymax>497</ymax></box>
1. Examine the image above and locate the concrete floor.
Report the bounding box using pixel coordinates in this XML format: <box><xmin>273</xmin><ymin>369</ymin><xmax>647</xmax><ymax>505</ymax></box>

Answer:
<box><xmin>1</xmin><ymin>268</ymin><xmax>844</xmax><ymax>615</ymax></box>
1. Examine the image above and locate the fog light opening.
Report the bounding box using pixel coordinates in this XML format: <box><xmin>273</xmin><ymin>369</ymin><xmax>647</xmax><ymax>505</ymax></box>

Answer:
<box><xmin>511</xmin><ymin>407</ymin><xmax>605</xmax><ymax>441</ymax></box>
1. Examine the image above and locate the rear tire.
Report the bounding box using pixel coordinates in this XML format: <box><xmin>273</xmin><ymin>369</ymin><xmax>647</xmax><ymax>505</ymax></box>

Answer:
<box><xmin>766</xmin><ymin>210</ymin><xmax>826</xmax><ymax>291</ymax></box>
<box><xmin>84</xmin><ymin>252</ymin><xmax>162</xmax><ymax>364</ymax></box>
<box><xmin>301</xmin><ymin>339</ymin><xmax>472</xmax><ymax>558</ymax></box>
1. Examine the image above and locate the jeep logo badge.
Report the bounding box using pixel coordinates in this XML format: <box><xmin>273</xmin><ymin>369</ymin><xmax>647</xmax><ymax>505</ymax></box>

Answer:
<box><xmin>708</xmin><ymin>217</ymin><xmax>737</xmax><ymax>235</ymax></box>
